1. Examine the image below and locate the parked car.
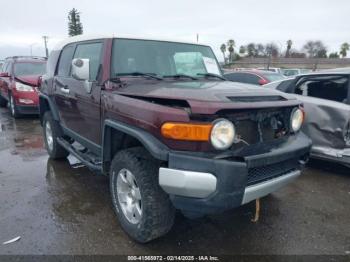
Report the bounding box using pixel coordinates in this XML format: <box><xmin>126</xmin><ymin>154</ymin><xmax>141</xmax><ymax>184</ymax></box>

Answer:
<box><xmin>282</xmin><ymin>68</ymin><xmax>311</xmax><ymax>77</ymax></box>
<box><xmin>224</xmin><ymin>70</ymin><xmax>286</xmax><ymax>86</ymax></box>
<box><xmin>257</xmin><ymin>67</ymin><xmax>283</xmax><ymax>74</ymax></box>
<box><xmin>39</xmin><ymin>35</ymin><xmax>311</xmax><ymax>242</ymax></box>
<box><xmin>0</xmin><ymin>56</ymin><xmax>47</xmax><ymax>118</ymax></box>
<box><xmin>265</xmin><ymin>69</ymin><xmax>350</xmax><ymax>166</ymax></box>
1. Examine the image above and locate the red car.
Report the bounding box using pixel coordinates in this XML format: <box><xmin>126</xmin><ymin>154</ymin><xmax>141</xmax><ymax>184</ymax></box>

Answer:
<box><xmin>0</xmin><ymin>56</ymin><xmax>47</xmax><ymax>118</ymax></box>
<box><xmin>224</xmin><ymin>70</ymin><xmax>286</xmax><ymax>86</ymax></box>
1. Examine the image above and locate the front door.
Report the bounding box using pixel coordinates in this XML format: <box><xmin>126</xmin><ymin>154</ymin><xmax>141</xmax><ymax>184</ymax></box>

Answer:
<box><xmin>53</xmin><ymin>41</ymin><xmax>104</xmax><ymax>151</ymax></box>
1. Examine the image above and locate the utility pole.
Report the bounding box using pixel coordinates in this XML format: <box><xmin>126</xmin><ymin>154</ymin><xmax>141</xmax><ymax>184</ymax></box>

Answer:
<box><xmin>42</xmin><ymin>36</ymin><xmax>49</xmax><ymax>58</ymax></box>
<box><xmin>196</xmin><ymin>34</ymin><xmax>199</xmax><ymax>43</ymax></box>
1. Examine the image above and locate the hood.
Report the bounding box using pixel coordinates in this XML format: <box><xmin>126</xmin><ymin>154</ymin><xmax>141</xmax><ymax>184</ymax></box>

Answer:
<box><xmin>15</xmin><ymin>75</ymin><xmax>40</xmax><ymax>87</ymax></box>
<box><xmin>114</xmin><ymin>80</ymin><xmax>300</xmax><ymax>114</ymax></box>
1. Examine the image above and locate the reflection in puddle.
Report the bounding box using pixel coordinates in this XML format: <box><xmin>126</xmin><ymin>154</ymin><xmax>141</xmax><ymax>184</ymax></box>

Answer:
<box><xmin>0</xmin><ymin>108</ymin><xmax>46</xmax><ymax>160</ymax></box>
<box><xmin>45</xmin><ymin>158</ymin><xmax>109</xmax><ymax>225</ymax></box>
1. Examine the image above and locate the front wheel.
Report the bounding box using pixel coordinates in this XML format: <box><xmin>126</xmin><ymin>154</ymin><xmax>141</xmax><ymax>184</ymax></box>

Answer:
<box><xmin>9</xmin><ymin>94</ymin><xmax>21</xmax><ymax>118</ymax></box>
<box><xmin>110</xmin><ymin>147</ymin><xmax>175</xmax><ymax>243</ymax></box>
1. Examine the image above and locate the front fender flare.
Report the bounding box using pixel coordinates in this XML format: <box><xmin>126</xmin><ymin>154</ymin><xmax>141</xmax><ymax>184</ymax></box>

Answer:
<box><xmin>102</xmin><ymin>120</ymin><xmax>169</xmax><ymax>169</ymax></box>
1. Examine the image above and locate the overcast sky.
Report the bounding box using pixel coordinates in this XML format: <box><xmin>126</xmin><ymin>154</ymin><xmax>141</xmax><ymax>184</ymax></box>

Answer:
<box><xmin>1</xmin><ymin>0</ymin><xmax>349</xmax><ymax>60</ymax></box>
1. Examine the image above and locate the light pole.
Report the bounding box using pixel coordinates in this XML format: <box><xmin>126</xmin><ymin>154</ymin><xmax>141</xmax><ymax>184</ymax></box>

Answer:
<box><xmin>42</xmin><ymin>36</ymin><xmax>49</xmax><ymax>58</ymax></box>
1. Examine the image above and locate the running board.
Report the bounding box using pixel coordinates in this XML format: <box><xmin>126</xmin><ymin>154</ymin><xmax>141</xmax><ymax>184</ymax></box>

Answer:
<box><xmin>57</xmin><ymin>137</ymin><xmax>102</xmax><ymax>173</ymax></box>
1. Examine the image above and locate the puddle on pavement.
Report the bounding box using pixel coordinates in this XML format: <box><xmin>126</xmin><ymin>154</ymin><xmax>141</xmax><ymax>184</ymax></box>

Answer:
<box><xmin>0</xmin><ymin>108</ymin><xmax>46</xmax><ymax>160</ymax></box>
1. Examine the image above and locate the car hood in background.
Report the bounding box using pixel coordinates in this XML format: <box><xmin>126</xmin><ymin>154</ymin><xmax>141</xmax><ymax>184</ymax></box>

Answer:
<box><xmin>15</xmin><ymin>75</ymin><xmax>40</xmax><ymax>87</ymax></box>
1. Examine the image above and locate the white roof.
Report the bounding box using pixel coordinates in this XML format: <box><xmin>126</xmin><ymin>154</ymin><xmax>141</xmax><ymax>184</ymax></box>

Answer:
<box><xmin>53</xmin><ymin>34</ymin><xmax>207</xmax><ymax>51</ymax></box>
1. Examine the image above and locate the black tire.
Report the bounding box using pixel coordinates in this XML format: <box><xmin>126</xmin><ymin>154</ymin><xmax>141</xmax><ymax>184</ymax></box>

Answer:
<box><xmin>110</xmin><ymin>147</ymin><xmax>175</xmax><ymax>243</ymax></box>
<box><xmin>43</xmin><ymin>111</ymin><xmax>69</xmax><ymax>159</ymax></box>
<box><xmin>9</xmin><ymin>94</ymin><xmax>21</xmax><ymax>118</ymax></box>
<box><xmin>0</xmin><ymin>95</ymin><xmax>7</xmax><ymax>108</ymax></box>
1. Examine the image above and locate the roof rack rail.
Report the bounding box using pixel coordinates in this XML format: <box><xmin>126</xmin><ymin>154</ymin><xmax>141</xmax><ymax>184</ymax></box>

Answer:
<box><xmin>5</xmin><ymin>56</ymin><xmax>47</xmax><ymax>60</ymax></box>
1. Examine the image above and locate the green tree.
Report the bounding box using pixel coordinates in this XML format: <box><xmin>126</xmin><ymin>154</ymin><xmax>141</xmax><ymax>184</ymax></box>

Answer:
<box><xmin>329</xmin><ymin>52</ymin><xmax>340</xmax><ymax>58</ymax></box>
<box><xmin>239</xmin><ymin>45</ymin><xmax>246</xmax><ymax>55</ymax></box>
<box><xmin>246</xmin><ymin>43</ymin><xmax>256</xmax><ymax>57</ymax></box>
<box><xmin>227</xmin><ymin>39</ymin><xmax>235</xmax><ymax>63</ymax></box>
<box><xmin>286</xmin><ymin>40</ymin><xmax>292</xmax><ymax>58</ymax></box>
<box><xmin>340</xmin><ymin>42</ymin><xmax>349</xmax><ymax>58</ymax></box>
<box><xmin>220</xmin><ymin>44</ymin><xmax>227</xmax><ymax>63</ymax></box>
<box><xmin>265</xmin><ymin>43</ymin><xmax>279</xmax><ymax>58</ymax></box>
<box><xmin>303</xmin><ymin>40</ymin><xmax>327</xmax><ymax>58</ymax></box>
<box><xmin>68</xmin><ymin>8</ymin><xmax>83</xmax><ymax>37</ymax></box>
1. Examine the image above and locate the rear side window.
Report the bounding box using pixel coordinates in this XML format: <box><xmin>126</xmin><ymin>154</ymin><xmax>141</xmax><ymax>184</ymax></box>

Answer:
<box><xmin>57</xmin><ymin>45</ymin><xmax>75</xmax><ymax>77</ymax></box>
<box><xmin>295</xmin><ymin>76</ymin><xmax>349</xmax><ymax>103</ymax></box>
<box><xmin>225</xmin><ymin>73</ymin><xmax>245</xmax><ymax>82</ymax></box>
<box><xmin>4</xmin><ymin>62</ymin><xmax>12</xmax><ymax>74</ymax></box>
<box><xmin>244</xmin><ymin>74</ymin><xmax>260</xmax><ymax>85</ymax></box>
<box><xmin>73</xmin><ymin>42</ymin><xmax>103</xmax><ymax>80</ymax></box>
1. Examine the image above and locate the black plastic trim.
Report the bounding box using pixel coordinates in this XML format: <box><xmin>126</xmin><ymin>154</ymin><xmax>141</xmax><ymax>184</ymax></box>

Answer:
<box><xmin>38</xmin><ymin>93</ymin><xmax>60</xmax><ymax>121</ymax></box>
<box><xmin>102</xmin><ymin>119</ymin><xmax>170</xmax><ymax>168</ymax></box>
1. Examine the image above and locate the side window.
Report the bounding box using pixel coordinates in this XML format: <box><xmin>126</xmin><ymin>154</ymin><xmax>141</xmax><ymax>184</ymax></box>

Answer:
<box><xmin>225</xmin><ymin>73</ymin><xmax>244</xmax><ymax>82</ymax></box>
<box><xmin>296</xmin><ymin>77</ymin><xmax>349</xmax><ymax>103</ymax></box>
<box><xmin>57</xmin><ymin>45</ymin><xmax>75</xmax><ymax>77</ymax></box>
<box><xmin>244</xmin><ymin>74</ymin><xmax>260</xmax><ymax>85</ymax></box>
<box><xmin>73</xmin><ymin>42</ymin><xmax>103</xmax><ymax>80</ymax></box>
<box><xmin>5</xmin><ymin>62</ymin><xmax>12</xmax><ymax>74</ymax></box>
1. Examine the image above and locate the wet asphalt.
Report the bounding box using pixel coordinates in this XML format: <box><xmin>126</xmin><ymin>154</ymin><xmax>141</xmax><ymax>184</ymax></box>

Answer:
<box><xmin>0</xmin><ymin>107</ymin><xmax>349</xmax><ymax>255</ymax></box>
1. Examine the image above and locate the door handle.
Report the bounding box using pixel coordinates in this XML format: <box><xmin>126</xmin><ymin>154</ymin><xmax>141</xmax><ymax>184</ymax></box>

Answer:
<box><xmin>60</xmin><ymin>87</ymin><xmax>70</xmax><ymax>94</ymax></box>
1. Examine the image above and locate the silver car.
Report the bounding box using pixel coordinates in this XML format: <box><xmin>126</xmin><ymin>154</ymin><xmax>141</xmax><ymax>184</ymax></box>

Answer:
<box><xmin>265</xmin><ymin>69</ymin><xmax>350</xmax><ymax>167</ymax></box>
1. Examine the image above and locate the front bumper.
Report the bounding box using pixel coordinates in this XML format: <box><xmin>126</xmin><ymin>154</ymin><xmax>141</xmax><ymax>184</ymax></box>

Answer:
<box><xmin>16</xmin><ymin>104</ymin><xmax>39</xmax><ymax>115</ymax></box>
<box><xmin>159</xmin><ymin>133</ymin><xmax>311</xmax><ymax>217</ymax></box>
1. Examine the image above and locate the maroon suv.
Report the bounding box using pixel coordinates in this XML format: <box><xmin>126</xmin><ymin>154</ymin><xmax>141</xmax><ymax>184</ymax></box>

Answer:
<box><xmin>0</xmin><ymin>56</ymin><xmax>47</xmax><ymax>118</ymax></box>
<box><xmin>39</xmin><ymin>36</ymin><xmax>311</xmax><ymax>242</ymax></box>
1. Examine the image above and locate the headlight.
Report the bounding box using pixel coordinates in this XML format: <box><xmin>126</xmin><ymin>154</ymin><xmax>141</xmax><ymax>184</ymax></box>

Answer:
<box><xmin>15</xmin><ymin>82</ymin><xmax>34</xmax><ymax>92</ymax></box>
<box><xmin>210</xmin><ymin>119</ymin><xmax>235</xmax><ymax>150</ymax></box>
<box><xmin>290</xmin><ymin>108</ymin><xmax>304</xmax><ymax>132</ymax></box>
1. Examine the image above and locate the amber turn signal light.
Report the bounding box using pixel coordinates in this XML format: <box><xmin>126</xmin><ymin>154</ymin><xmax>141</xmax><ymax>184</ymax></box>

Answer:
<box><xmin>161</xmin><ymin>122</ymin><xmax>213</xmax><ymax>141</ymax></box>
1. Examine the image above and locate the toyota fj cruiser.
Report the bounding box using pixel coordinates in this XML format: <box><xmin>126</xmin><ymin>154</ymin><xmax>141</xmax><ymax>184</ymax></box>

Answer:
<box><xmin>39</xmin><ymin>35</ymin><xmax>311</xmax><ymax>243</ymax></box>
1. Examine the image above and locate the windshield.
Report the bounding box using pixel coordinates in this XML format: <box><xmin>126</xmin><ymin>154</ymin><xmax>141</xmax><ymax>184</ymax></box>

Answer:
<box><xmin>14</xmin><ymin>62</ymin><xmax>46</xmax><ymax>76</ymax></box>
<box><xmin>111</xmin><ymin>39</ymin><xmax>221</xmax><ymax>78</ymax></box>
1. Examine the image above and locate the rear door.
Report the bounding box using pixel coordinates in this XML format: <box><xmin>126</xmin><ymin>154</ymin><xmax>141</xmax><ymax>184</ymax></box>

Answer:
<box><xmin>291</xmin><ymin>75</ymin><xmax>350</xmax><ymax>156</ymax></box>
<box><xmin>53</xmin><ymin>41</ymin><xmax>104</xmax><ymax>151</ymax></box>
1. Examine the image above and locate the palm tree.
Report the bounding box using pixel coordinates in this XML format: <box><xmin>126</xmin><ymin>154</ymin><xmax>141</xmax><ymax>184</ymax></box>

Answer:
<box><xmin>286</xmin><ymin>40</ymin><xmax>293</xmax><ymax>58</ymax></box>
<box><xmin>227</xmin><ymin>39</ymin><xmax>235</xmax><ymax>63</ymax></box>
<box><xmin>220</xmin><ymin>44</ymin><xmax>227</xmax><ymax>63</ymax></box>
<box><xmin>340</xmin><ymin>42</ymin><xmax>349</xmax><ymax>58</ymax></box>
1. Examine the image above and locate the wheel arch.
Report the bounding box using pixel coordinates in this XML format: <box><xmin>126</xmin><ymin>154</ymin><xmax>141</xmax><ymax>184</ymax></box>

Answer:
<box><xmin>39</xmin><ymin>94</ymin><xmax>60</xmax><ymax>125</ymax></box>
<box><xmin>102</xmin><ymin>119</ymin><xmax>169</xmax><ymax>173</ymax></box>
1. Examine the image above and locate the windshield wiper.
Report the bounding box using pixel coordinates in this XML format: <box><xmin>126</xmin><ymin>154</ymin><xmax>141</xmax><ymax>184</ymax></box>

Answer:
<box><xmin>163</xmin><ymin>74</ymin><xmax>198</xmax><ymax>80</ymax></box>
<box><xmin>197</xmin><ymin>73</ymin><xmax>226</xmax><ymax>80</ymax></box>
<box><xmin>116</xmin><ymin>72</ymin><xmax>163</xmax><ymax>80</ymax></box>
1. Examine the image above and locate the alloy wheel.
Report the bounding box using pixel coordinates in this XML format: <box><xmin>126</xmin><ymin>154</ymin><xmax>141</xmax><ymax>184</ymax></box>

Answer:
<box><xmin>116</xmin><ymin>168</ymin><xmax>142</xmax><ymax>224</ymax></box>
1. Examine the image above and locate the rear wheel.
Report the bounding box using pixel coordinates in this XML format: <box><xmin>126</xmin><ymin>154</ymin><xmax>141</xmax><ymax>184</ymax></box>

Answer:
<box><xmin>9</xmin><ymin>94</ymin><xmax>21</xmax><ymax>118</ymax></box>
<box><xmin>110</xmin><ymin>147</ymin><xmax>175</xmax><ymax>243</ymax></box>
<box><xmin>0</xmin><ymin>95</ymin><xmax>7</xmax><ymax>108</ymax></box>
<box><xmin>43</xmin><ymin>111</ymin><xmax>69</xmax><ymax>159</ymax></box>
